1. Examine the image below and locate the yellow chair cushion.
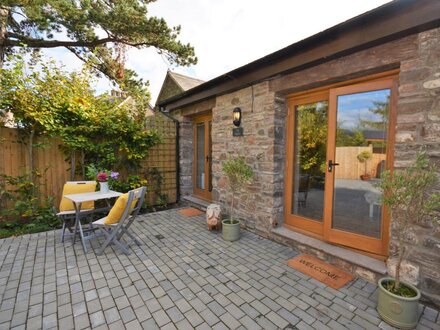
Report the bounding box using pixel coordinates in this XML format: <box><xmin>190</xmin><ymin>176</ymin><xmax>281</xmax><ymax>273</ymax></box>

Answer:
<box><xmin>104</xmin><ymin>193</ymin><xmax>138</xmax><ymax>225</ymax></box>
<box><xmin>59</xmin><ymin>182</ymin><xmax>96</xmax><ymax>212</ymax></box>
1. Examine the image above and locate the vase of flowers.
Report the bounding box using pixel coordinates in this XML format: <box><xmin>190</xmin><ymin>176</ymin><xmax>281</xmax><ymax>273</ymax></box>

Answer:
<box><xmin>96</xmin><ymin>171</ymin><xmax>119</xmax><ymax>193</ymax></box>
<box><xmin>97</xmin><ymin>172</ymin><xmax>109</xmax><ymax>193</ymax></box>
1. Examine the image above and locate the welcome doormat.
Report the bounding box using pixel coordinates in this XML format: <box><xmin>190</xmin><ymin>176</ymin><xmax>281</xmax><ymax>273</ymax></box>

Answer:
<box><xmin>287</xmin><ymin>255</ymin><xmax>354</xmax><ymax>289</ymax></box>
<box><xmin>178</xmin><ymin>207</ymin><xmax>204</xmax><ymax>217</ymax></box>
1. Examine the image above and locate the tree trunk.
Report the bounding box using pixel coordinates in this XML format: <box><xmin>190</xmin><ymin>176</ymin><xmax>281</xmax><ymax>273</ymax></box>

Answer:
<box><xmin>28</xmin><ymin>129</ymin><xmax>34</xmax><ymax>182</ymax></box>
<box><xmin>0</xmin><ymin>7</ymin><xmax>8</xmax><ymax>68</ymax></box>
<box><xmin>70</xmin><ymin>151</ymin><xmax>76</xmax><ymax>180</ymax></box>
<box><xmin>230</xmin><ymin>190</ymin><xmax>234</xmax><ymax>223</ymax></box>
<box><xmin>81</xmin><ymin>150</ymin><xmax>85</xmax><ymax>179</ymax></box>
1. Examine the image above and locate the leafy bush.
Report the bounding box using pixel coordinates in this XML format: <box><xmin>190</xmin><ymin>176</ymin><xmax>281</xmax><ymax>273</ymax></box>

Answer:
<box><xmin>222</xmin><ymin>156</ymin><xmax>254</xmax><ymax>224</ymax></box>
<box><xmin>378</xmin><ymin>151</ymin><xmax>440</xmax><ymax>295</ymax></box>
<box><xmin>0</xmin><ymin>171</ymin><xmax>60</xmax><ymax>238</ymax></box>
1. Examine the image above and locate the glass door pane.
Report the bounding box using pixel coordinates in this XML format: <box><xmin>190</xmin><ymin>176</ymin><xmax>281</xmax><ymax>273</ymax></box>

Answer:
<box><xmin>208</xmin><ymin>121</ymin><xmax>212</xmax><ymax>192</ymax></box>
<box><xmin>332</xmin><ymin>89</ymin><xmax>390</xmax><ymax>238</ymax></box>
<box><xmin>291</xmin><ymin>101</ymin><xmax>328</xmax><ymax>222</ymax></box>
<box><xmin>196</xmin><ymin>123</ymin><xmax>205</xmax><ymax>189</ymax></box>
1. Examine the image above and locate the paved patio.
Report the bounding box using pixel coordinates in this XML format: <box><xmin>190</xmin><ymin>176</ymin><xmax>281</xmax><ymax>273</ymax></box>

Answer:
<box><xmin>0</xmin><ymin>209</ymin><xmax>439</xmax><ymax>330</ymax></box>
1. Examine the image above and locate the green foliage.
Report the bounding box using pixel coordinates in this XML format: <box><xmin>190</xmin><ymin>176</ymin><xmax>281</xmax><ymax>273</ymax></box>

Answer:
<box><xmin>357</xmin><ymin>150</ymin><xmax>373</xmax><ymax>162</ymax></box>
<box><xmin>336</xmin><ymin>128</ymin><xmax>366</xmax><ymax>147</ymax></box>
<box><xmin>378</xmin><ymin>151</ymin><xmax>440</xmax><ymax>293</ymax></box>
<box><xmin>360</xmin><ymin>98</ymin><xmax>389</xmax><ymax>131</ymax></box>
<box><xmin>146</xmin><ymin>168</ymin><xmax>168</xmax><ymax>208</ymax></box>
<box><xmin>0</xmin><ymin>55</ymin><xmax>161</xmax><ymax>173</ymax></box>
<box><xmin>222</xmin><ymin>156</ymin><xmax>254</xmax><ymax>223</ymax></box>
<box><xmin>297</xmin><ymin>103</ymin><xmax>328</xmax><ymax>176</ymax></box>
<box><xmin>0</xmin><ymin>171</ymin><xmax>60</xmax><ymax>238</ymax></box>
<box><xmin>1</xmin><ymin>0</ymin><xmax>197</xmax><ymax>96</ymax></box>
<box><xmin>357</xmin><ymin>150</ymin><xmax>373</xmax><ymax>176</ymax></box>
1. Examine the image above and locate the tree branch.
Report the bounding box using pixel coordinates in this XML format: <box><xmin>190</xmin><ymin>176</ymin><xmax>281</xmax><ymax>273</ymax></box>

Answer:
<box><xmin>5</xmin><ymin>32</ymin><xmax>112</xmax><ymax>48</ymax></box>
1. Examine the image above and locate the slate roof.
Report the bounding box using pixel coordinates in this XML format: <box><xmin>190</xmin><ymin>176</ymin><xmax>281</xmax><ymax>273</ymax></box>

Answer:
<box><xmin>169</xmin><ymin>71</ymin><xmax>205</xmax><ymax>91</ymax></box>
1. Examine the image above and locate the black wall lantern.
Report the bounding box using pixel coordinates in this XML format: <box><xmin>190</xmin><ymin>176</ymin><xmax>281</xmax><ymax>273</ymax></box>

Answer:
<box><xmin>233</xmin><ymin>107</ymin><xmax>242</xmax><ymax>127</ymax></box>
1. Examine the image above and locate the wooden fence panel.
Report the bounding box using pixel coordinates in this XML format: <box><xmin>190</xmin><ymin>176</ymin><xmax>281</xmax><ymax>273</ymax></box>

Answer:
<box><xmin>0</xmin><ymin>112</ymin><xmax>178</xmax><ymax>209</ymax></box>
<box><xmin>0</xmin><ymin>128</ymin><xmax>70</xmax><ymax>206</ymax></box>
<box><xmin>335</xmin><ymin>146</ymin><xmax>386</xmax><ymax>179</ymax></box>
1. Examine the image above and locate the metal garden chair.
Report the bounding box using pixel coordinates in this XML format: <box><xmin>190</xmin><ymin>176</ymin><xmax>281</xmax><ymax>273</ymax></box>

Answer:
<box><xmin>92</xmin><ymin>186</ymin><xmax>146</xmax><ymax>255</ymax></box>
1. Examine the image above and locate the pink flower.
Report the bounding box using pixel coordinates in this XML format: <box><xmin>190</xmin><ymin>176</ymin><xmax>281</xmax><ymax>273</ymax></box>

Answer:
<box><xmin>97</xmin><ymin>172</ymin><xmax>108</xmax><ymax>182</ymax></box>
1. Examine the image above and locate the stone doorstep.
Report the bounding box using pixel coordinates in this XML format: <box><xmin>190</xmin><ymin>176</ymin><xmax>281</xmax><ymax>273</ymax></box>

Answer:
<box><xmin>182</xmin><ymin>195</ymin><xmax>211</xmax><ymax>211</ymax></box>
<box><xmin>271</xmin><ymin>226</ymin><xmax>388</xmax><ymax>283</ymax></box>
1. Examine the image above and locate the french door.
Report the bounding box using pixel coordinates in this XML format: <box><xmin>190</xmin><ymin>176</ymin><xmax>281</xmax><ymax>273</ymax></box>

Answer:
<box><xmin>193</xmin><ymin>114</ymin><xmax>212</xmax><ymax>201</ymax></box>
<box><xmin>285</xmin><ymin>75</ymin><xmax>397</xmax><ymax>255</ymax></box>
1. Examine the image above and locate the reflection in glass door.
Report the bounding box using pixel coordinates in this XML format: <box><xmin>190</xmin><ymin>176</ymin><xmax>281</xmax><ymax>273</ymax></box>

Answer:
<box><xmin>285</xmin><ymin>92</ymin><xmax>329</xmax><ymax>235</ymax></box>
<box><xmin>193</xmin><ymin>114</ymin><xmax>212</xmax><ymax>200</ymax></box>
<box><xmin>324</xmin><ymin>78</ymin><xmax>395</xmax><ymax>255</ymax></box>
<box><xmin>196</xmin><ymin>123</ymin><xmax>205</xmax><ymax>190</ymax></box>
<box><xmin>286</xmin><ymin>74</ymin><xmax>396</xmax><ymax>255</ymax></box>
<box><xmin>291</xmin><ymin>101</ymin><xmax>328</xmax><ymax>222</ymax></box>
<box><xmin>331</xmin><ymin>89</ymin><xmax>390</xmax><ymax>238</ymax></box>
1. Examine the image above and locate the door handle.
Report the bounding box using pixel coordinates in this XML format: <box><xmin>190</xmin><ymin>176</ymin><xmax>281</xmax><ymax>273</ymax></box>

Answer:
<box><xmin>328</xmin><ymin>160</ymin><xmax>339</xmax><ymax>172</ymax></box>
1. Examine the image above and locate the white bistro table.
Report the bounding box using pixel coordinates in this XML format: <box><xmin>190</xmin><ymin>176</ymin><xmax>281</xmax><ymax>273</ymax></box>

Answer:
<box><xmin>64</xmin><ymin>190</ymin><xmax>122</xmax><ymax>253</ymax></box>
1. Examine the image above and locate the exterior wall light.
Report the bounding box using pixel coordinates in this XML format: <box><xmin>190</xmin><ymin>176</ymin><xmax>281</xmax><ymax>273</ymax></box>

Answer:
<box><xmin>233</xmin><ymin>107</ymin><xmax>242</xmax><ymax>127</ymax></box>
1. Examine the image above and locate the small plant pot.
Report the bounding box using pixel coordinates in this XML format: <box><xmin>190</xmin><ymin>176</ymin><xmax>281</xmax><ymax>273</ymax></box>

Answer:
<box><xmin>222</xmin><ymin>219</ymin><xmax>240</xmax><ymax>241</ymax></box>
<box><xmin>360</xmin><ymin>174</ymin><xmax>371</xmax><ymax>181</ymax></box>
<box><xmin>377</xmin><ymin>277</ymin><xmax>421</xmax><ymax>329</ymax></box>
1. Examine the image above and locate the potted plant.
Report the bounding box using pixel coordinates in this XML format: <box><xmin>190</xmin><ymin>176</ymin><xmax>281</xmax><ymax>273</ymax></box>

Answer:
<box><xmin>377</xmin><ymin>151</ymin><xmax>440</xmax><ymax>329</ymax></box>
<box><xmin>222</xmin><ymin>156</ymin><xmax>253</xmax><ymax>241</ymax></box>
<box><xmin>357</xmin><ymin>150</ymin><xmax>373</xmax><ymax>180</ymax></box>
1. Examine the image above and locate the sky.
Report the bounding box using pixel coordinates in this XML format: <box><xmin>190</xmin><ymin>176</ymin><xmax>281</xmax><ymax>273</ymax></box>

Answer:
<box><xmin>39</xmin><ymin>0</ymin><xmax>393</xmax><ymax>105</ymax></box>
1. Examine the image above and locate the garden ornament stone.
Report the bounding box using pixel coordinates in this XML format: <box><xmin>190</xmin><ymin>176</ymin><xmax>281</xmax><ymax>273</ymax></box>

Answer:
<box><xmin>206</xmin><ymin>204</ymin><xmax>222</xmax><ymax>231</ymax></box>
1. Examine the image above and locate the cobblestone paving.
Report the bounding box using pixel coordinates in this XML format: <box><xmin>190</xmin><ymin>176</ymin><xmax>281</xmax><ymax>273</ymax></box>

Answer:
<box><xmin>0</xmin><ymin>209</ymin><xmax>439</xmax><ymax>329</ymax></box>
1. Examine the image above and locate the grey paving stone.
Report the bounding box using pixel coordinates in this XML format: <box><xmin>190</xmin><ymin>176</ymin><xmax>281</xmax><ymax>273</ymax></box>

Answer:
<box><xmin>239</xmin><ymin>315</ymin><xmax>262</xmax><ymax>330</ymax></box>
<box><xmin>266</xmin><ymin>310</ymin><xmax>290</xmax><ymax>329</ymax></box>
<box><xmin>42</xmin><ymin>312</ymin><xmax>57</xmax><ymax>329</ymax></box>
<box><xmin>10</xmin><ymin>311</ymin><xmax>27</xmax><ymax>328</ymax></box>
<box><xmin>73</xmin><ymin>313</ymin><xmax>90</xmax><ymax>329</ymax></box>
<box><xmin>108</xmin><ymin>320</ymin><xmax>125</xmax><ymax>330</ymax></box>
<box><xmin>152</xmin><ymin>309</ymin><xmax>171</xmax><ymax>327</ymax></box>
<box><xmin>124</xmin><ymin>319</ymin><xmax>142</xmax><ymax>329</ymax></box>
<box><xmin>26</xmin><ymin>315</ymin><xmax>42</xmax><ymax>330</ymax></box>
<box><xmin>104</xmin><ymin>307</ymin><xmax>120</xmax><ymax>324</ymax></box>
<box><xmin>185</xmin><ymin>309</ymin><xmax>204</xmax><ymax>327</ymax></box>
<box><xmin>312</xmin><ymin>319</ymin><xmax>333</xmax><ymax>330</ymax></box>
<box><xmin>174</xmin><ymin>318</ymin><xmax>194</xmax><ymax>330</ymax></box>
<box><xmin>250</xmin><ymin>300</ymin><xmax>270</xmax><ymax>315</ymax></box>
<box><xmin>58</xmin><ymin>315</ymin><xmax>74</xmax><ymax>329</ymax></box>
<box><xmin>207</xmin><ymin>300</ymin><xmax>227</xmax><ymax>317</ymax></box>
<box><xmin>219</xmin><ymin>311</ymin><xmax>241</xmax><ymax>330</ymax></box>
<box><xmin>120</xmin><ymin>306</ymin><xmax>136</xmax><ymax>323</ymax></box>
<box><xmin>0</xmin><ymin>210</ymin><xmax>438</xmax><ymax>330</ymax></box>
<box><xmin>255</xmin><ymin>315</ymin><xmax>278</xmax><ymax>330</ymax></box>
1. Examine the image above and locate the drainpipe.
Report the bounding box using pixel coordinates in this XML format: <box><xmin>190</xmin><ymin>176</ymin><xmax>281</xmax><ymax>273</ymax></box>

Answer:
<box><xmin>158</xmin><ymin>107</ymin><xmax>180</xmax><ymax>202</ymax></box>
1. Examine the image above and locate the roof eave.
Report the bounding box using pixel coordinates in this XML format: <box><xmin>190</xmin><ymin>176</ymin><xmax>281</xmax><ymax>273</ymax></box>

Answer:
<box><xmin>158</xmin><ymin>0</ymin><xmax>440</xmax><ymax>111</ymax></box>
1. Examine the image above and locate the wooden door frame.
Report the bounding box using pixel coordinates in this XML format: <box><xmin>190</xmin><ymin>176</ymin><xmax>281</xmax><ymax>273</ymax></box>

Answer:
<box><xmin>284</xmin><ymin>91</ymin><xmax>329</xmax><ymax>236</ymax></box>
<box><xmin>323</xmin><ymin>77</ymin><xmax>397</xmax><ymax>255</ymax></box>
<box><xmin>192</xmin><ymin>113</ymin><xmax>212</xmax><ymax>201</ymax></box>
<box><xmin>284</xmin><ymin>71</ymin><xmax>398</xmax><ymax>256</ymax></box>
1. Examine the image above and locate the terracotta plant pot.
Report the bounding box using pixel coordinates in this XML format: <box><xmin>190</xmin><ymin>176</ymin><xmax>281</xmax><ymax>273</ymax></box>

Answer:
<box><xmin>377</xmin><ymin>277</ymin><xmax>421</xmax><ymax>329</ymax></box>
<box><xmin>360</xmin><ymin>174</ymin><xmax>371</xmax><ymax>181</ymax></box>
<box><xmin>222</xmin><ymin>219</ymin><xmax>240</xmax><ymax>241</ymax></box>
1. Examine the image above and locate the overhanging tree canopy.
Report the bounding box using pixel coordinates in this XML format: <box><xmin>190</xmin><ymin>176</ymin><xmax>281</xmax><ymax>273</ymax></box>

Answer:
<box><xmin>0</xmin><ymin>0</ymin><xmax>197</xmax><ymax>91</ymax></box>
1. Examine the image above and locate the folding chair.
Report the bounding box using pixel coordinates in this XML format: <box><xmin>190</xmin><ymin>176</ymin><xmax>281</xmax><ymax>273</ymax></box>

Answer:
<box><xmin>57</xmin><ymin>181</ymin><xmax>97</xmax><ymax>242</ymax></box>
<box><xmin>92</xmin><ymin>186</ymin><xmax>146</xmax><ymax>255</ymax></box>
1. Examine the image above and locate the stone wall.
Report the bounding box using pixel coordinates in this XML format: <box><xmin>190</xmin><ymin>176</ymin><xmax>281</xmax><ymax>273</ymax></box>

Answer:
<box><xmin>211</xmin><ymin>83</ymin><xmax>283</xmax><ymax>234</ymax></box>
<box><xmin>173</xmin><ymin>27</ymin><xmax>440</xmax><ymax>306</ymax></box>
<box><xmin>391</xmin><ymin>27</ymin><xmax>440</xmax><ymax>306</ymax></box>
